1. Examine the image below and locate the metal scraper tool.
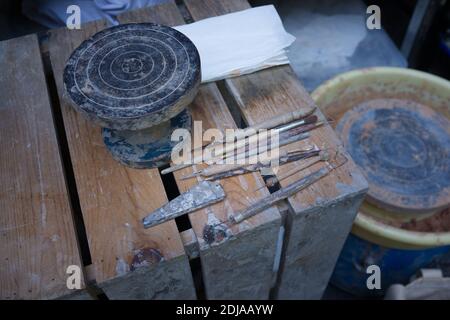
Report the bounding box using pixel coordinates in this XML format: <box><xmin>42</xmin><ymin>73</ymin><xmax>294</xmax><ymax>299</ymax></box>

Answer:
<box><xmin>142</xmin><ymin>181</ymin><xmax>225</xmax><ymax>229</ymax></box>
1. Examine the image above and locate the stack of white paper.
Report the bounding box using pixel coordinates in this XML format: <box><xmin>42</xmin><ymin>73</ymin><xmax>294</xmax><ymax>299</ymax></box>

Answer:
<box><xmin>175</xmin><ymin>5</ymin><xmax>296</xmax><ymax>83</ymax></box>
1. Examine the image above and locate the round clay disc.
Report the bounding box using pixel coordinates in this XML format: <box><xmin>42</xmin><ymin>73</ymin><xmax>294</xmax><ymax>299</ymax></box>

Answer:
<box><xmin>102</xmin><ymin>109</ymin><xmax>191</xmax><ymax>168</ymax></box>
<box><xmin>336</xmin><ymin>98</ymin><xmax>450</xmax><ymax>213</ymax></box>
<box><xmin>64</xmin><ymin>23</ymin><xmax>200</xmax><ymax>130</ymax></box>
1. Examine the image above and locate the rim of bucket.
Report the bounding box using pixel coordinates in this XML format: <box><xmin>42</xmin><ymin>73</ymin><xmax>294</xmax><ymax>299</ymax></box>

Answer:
<box><xmin>353</xmin><ymin>212</ymin><xmax>450</xmax><ymax>249</ymax></box>
<box><xmin>311</xmin><ymin>67</ymin><xmax>450</xmax><ymax>250</ymax></box>
<box><xmin>311</xmin><ymin>66</ymin><xmax>450</xmax><ymax>105</ymax></box>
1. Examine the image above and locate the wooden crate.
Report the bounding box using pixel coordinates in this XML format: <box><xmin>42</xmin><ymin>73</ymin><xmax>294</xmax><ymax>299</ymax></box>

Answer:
<box><xmin>0</xmin><ymin>34</ymin><xmax>88</xmax><ymax>300</ymax></box>
<box><xmin>0</xmin><ymin>0</ymin><xmax>367</xmax><ymax>300</ymax></box>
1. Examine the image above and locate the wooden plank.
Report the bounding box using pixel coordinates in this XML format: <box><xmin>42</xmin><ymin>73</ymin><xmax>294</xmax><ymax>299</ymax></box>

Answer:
<box><xmin>183</xmin><ymin>0</ymin><xmax>369</xmax><ymax>299</ymax></box>
<box><xmin>47</xmin><ymin>7</ymin><xmax>195</xmax><ymax>299</ymax></box>
<box><xmin>176</xmin><ymin>84</ymin><xmax>281</xmax><ymax>299</ymax></box>
<box><xmin>0</xmin><ymin>34</ymin><xmax>86</xmax><ymax>299</ymax></box>
<box><xmin>124</xmin><ymin>2</ymin><xmax>282</xmax><ymax>300</ymax></box>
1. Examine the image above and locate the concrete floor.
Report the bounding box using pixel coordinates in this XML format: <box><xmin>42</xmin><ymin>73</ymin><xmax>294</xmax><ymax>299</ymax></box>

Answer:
<box><xmin>272</xmin><ymin>0</ymin><xmax>407</xmax><ymax>92</ymax></box>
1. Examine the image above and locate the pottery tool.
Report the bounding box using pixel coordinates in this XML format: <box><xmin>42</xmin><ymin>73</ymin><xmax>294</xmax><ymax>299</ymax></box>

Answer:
<box><xmin>64</xmin><ymin>23</ymin><xmax>201</xmax><ymax>168</ymax></box>
<box><xmin>142</xmin><ymin>181</ymin><xmax>225</xmax><ymax>229</ymax></box>
<box><xmin>219</xmin><ymin>120</ymin><xmax>322</xmax><ymax>167</ymax></box>
<box><xmin>287</xmin><ymin>121</ymin><xmax>324</xmax><ymax>136</ymax></box>
<box><xmin>181</xmin><ymin>147</ymin><xmax>316</xmax><ymax>180</ymax></box>
<box><xmin>189</xmin><ymin>112</ymin><xmax>317</xmax><ymax>156</ymax></box>
<box><xmin>218</xmin><ymin>131</ymin><xmax>310</xmax><ymax>165</ymax></box>
<box><xmin>181</xmin><ymin>146</ymin><xmax>313</xmax><ymax>180</ymax></box>
<box><xmin>163</xmin><ymin>124</ymin><xmax>313</xmax><ymax>175</ymax></box>
<box><xmin>162</xmin><ymin>112</ymin><xmax>317</xmax><ymax>175</ymax></box>
<box><xmin>254</xmin><ymin>149</ymin><xmax>331</xmax><ymax>192</ymax></box>
<box><xmin>180</xmin><ymin>149</ymin><xmax>291</xmax><ymax>180</ymax></box>
<box><xmin>228</xmin><ymin>153</ymin><xmax>348</xmax><ymax>224</ymax></box>
<box><xmin>211</xmin><ymin>110</ymin><xmax>316</xmax><ymax>144</ymax></box>
<box><xmin>204</xmin><ymin>147</ymin><xmax>321</xmax><ymax>181</ymax></box>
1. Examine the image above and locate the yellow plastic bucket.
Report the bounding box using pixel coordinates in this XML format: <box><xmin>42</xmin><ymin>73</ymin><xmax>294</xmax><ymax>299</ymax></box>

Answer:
<box><xmin>311</xmin><ymin>67</ymin><xmax>450</xmax><ymax>250</ymax></box>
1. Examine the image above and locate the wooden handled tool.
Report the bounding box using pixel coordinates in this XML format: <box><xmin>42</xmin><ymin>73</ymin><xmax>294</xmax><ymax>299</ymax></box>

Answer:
<box><xmin>229</xmin><ymin>153</ymin><xmax>348</xmax><ymax>224</ymax></box>
<box><xmin>218</xmin><ymin>131</ymin><xmax>310</xmax><ymax>165</ymax></box>
<box><xmin>204</xmin><ymin>148</ymin><xmax>321</xmax><ymax>182</ymax></box>
<box><xmin>162</xmin><ymin>112</ymin><xmax>317</xmax><ymax>175</ymax></box>
<box><xmin>193</xmin><ymin>108</ymin><xmax>316</xmax><ymax>153</ymax></box>
<box><xmin>180</xmin><ymin>132</ymin><xmax>311</xmax><ymax>180</ymax></box>
<box><xmin>254</xmin><ymin>149</ymin><xmax>331</xmax><ymax>191</ymax></box>
<box><xmin>219</xmin><ymin>110</ymin><xmax>316</xmax><ymax>143</ymax></box>
<box><xmin>182</xmin><ymin>147</ymin><xmax>314</xmax><ymax>180</ymax></box>
<box><xmin>181</xmin><ymin>150</ymin><xmax>291</xmax><ymax>180</ymax></box>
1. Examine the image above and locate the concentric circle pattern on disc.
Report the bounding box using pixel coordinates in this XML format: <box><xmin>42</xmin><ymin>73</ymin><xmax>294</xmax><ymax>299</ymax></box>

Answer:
<box><xmin>63</xmin><ymin>23</ymin><xmax>200</xmax><ymax>130</ymax></box>
<box><xmin>336</xmin><ymin>98</ymin><xmax>450</xmax><ymax>213</ymax></box>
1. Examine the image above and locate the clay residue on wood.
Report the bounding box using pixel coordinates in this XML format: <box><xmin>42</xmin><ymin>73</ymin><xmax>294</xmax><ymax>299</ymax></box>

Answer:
<box><xmin>202</xmin><ymin>222</ymin><xmax>231</xmax><ymax>246</ymax></box>
<box><xmin>129</xmin><ymin>247</ymin><xmax>164</xmax><ymax>271</ymax></box>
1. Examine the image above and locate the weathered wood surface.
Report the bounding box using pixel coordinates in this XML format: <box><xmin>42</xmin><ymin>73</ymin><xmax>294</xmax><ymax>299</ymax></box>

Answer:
<box><xmin>129</xmin><ymin>2</ymin><xmax>282</xmax><ymax>300</ymax></box>
<box><xmin>0</xmin><ymin>34</ymin><xmax>86</xmax><ymax>299</ymax></box>
<box><xmin>176</xmin><ymin>84</ymin><xmax>281</xmax><ymax>299</ymax></box>
<box><xmin>183</xmin><ymin>0</ymin><xmax>369</xmax><ymax>299</ymax></box>
<box><xmin>47</xmin><ymin>5</ymin><xmax>195</xmax><ymax>299</ymax></box>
